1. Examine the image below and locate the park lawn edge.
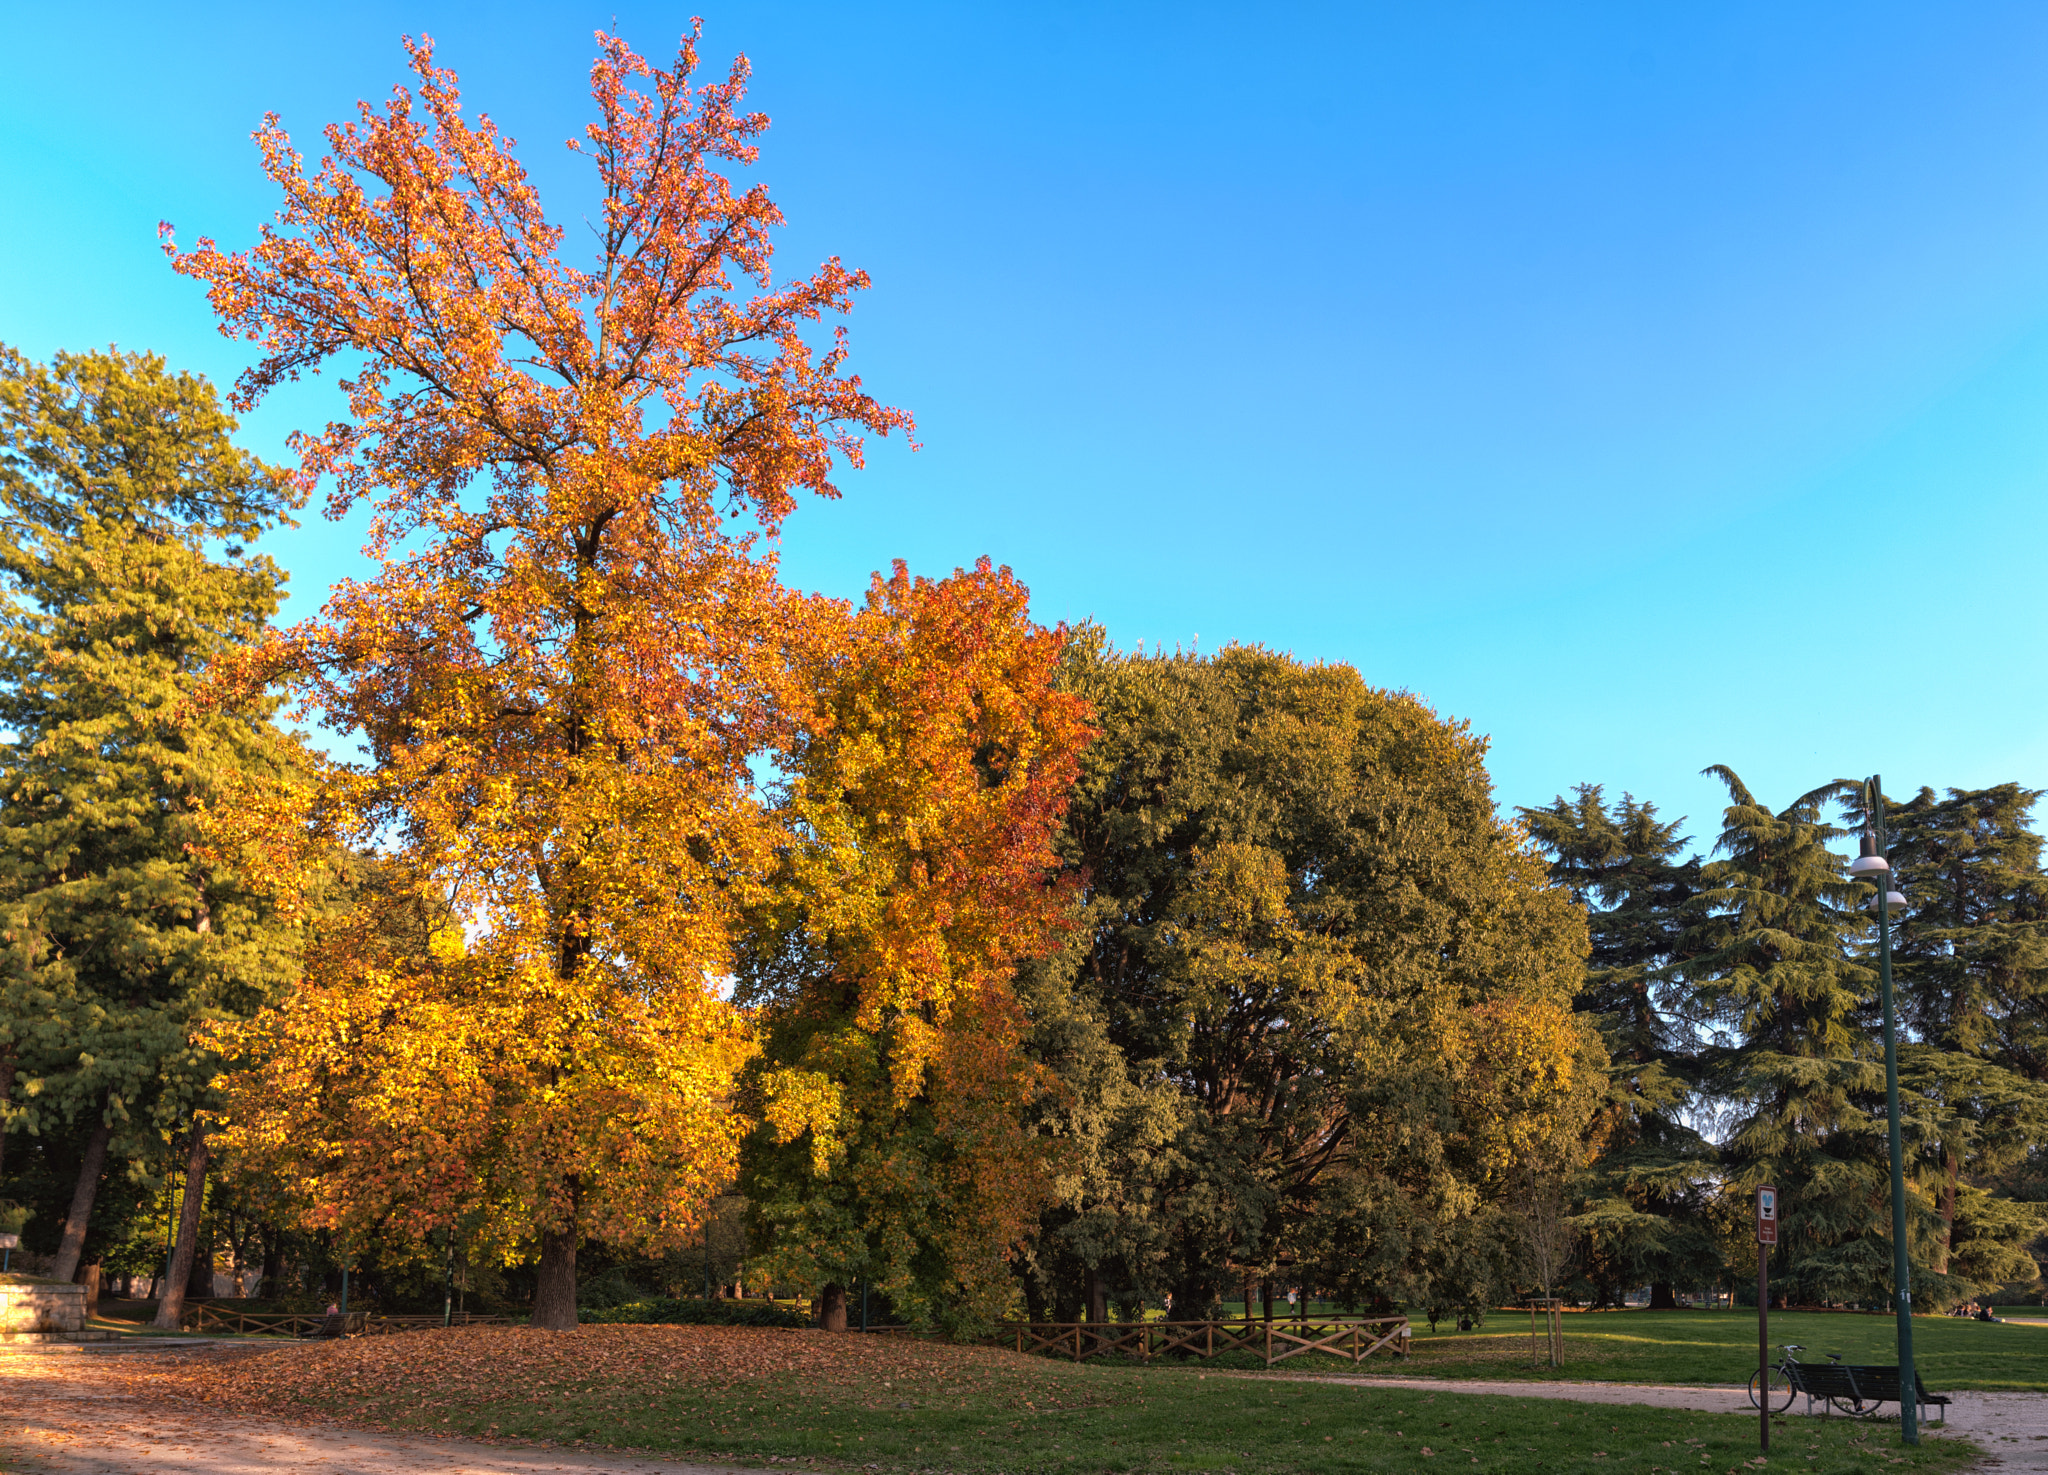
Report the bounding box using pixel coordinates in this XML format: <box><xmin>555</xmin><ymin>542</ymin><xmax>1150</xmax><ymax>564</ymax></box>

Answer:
<box><xmin>144</xmin><ymin>1327</ymin><xmax>1985</xmax><ymax>1475</ymax></box>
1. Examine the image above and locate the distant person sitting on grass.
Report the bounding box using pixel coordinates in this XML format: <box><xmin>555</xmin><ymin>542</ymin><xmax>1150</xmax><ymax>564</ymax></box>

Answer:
<box><xmin>1978</xmin><ymin>1305</ymin><xmax>1998</xmax><ymax>1322</ymax></box>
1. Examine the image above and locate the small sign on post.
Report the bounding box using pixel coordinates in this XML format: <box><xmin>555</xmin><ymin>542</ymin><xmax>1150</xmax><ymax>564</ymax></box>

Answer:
<box><xmin>1757</xmin><ymin>1186</ymin><xmax>1778</xmax><ymax>1244</ymax></box>
<box><xmin>0</xmin><ymin>1231</ymin><xmax>17</xmax><ymax>1274</ymax></box>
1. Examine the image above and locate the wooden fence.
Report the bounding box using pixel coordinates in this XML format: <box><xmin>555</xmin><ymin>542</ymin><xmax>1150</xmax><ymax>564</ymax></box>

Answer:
<box><xmin>182</xmin><ymin>1306</ymin><xmax>517</xmax><ymax>1337</ymax></box>
<box><xmin>1005</xmin><ymin>1315</ymin><xmax>1409</xmax><ymax>1367</ymax></box>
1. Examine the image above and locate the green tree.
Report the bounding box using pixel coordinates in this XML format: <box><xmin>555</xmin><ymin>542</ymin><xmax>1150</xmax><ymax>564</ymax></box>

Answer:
<box><xmin>1025</xmin><ymin>643</ymin><xmax>1600</xmax><ymax>1321</ymax></box>
<box><xmin>1859</xmin><ymin>783</ymin><xmax>2048</xmax><ymax>1298</ymax></box>
<box><xmin>0</xmin><ymin>345</ymin><xmax>303</xmax><ymax>1298</ymax></box>
<box><xmin>1682</xmin><ymin>767</ymin><xmax>1892</xmax><ymax>1304</ymax></box>
<box><xmin>1877</xmin><ymin>784</ymin><xmax>2048</xmax><ymax>1067</ymax></box>
<box><xmin>1521</xmin><ymin>785</ymin><xmax>1718</xmax><ymax>1307</ymax></box>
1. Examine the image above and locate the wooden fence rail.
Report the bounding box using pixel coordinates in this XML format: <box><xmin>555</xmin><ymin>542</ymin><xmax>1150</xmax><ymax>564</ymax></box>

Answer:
<box><xmin>1003</xmin><ymin>1316</ymin><xmax>1410</xmax><ymax>1367</ymax></box>
<box><xmin>182</xmin><ymin>1307</ymin><xmax>517</xmax><ymax>1337</ymax></box>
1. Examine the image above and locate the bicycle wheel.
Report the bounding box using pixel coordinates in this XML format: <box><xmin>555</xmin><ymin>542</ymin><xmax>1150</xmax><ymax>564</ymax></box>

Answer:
<box><xmin>1748</xmin><ymin>1367</ymin><xmax>1796</xmax><ymax>1413</ymax></box>
<box><xmin>1827</xmin><ymin>1397</ymin><xmax>1882</xmax><ymax>1420</ymax></box>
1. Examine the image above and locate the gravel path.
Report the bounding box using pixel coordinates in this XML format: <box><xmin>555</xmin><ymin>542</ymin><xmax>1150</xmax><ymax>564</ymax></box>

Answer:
<box><xmin>1274</xmin><ymin>1372</ymin><xmax>2045</xmax><ymax>1468</ymax></box>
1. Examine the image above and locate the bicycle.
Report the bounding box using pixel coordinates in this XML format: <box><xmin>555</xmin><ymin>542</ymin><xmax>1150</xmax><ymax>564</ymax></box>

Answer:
<box><xmin>1747</xmin><ymin>1344</ymin><xmax>1844</xmax><ymax>1412</ymax></box>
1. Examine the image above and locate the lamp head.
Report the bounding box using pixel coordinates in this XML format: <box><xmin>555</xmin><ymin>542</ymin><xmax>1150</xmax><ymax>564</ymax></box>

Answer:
<box><xmin>1866</xmin><ymin>887</ymin><xmax>1908</xmax><ymax>913</ymax></box>
<box><xmin>1849</xmin><ymin>827</ymin><xmax>1889</xmax><ymax>875</ymax></box>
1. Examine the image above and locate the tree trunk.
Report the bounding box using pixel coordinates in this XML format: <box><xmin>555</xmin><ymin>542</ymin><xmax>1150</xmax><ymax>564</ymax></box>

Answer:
<box><xmin>1086</xmin><ymin>1268</ymin><xmax>1107</xmax><ymax>1323</ymax></box>
<box><xmin>819</xmin><ymin>1282</ymin><xmax>848</xmax><ymax>1331</ymax></box>
<box><xmin>49</xmin><ymin>1118</ymin><xmax>112</xmax><ymax>1282</ymax></box>
<box><xmin>1649</xmin><ymin>1282</ymin><xmax>1678</xmax><ymax>1309</ymax></box>
<box><xmin>1938</xmin><ymin>1149</ymin><xmax>1959</xmax><ymax>1275</ymax></box>
<box><xmin>151</xmin><ymin>1126</ymin><xmax>210</xmax><ymax>1329</ymax></box>
<box><xmin>260</xmin><ymin>1227</ymin><xmax>285</xmax><ymax>1301</ymax></box>
<box><xmin>1023</xmin><ymin>1266</ymin><xmax>1047</xmax><ymax>1323</ymax></box>
<box><xmin>186</xmin><ymin>1222</ymin><xmax>216</xmax><ymax>1302</ymax></box>
<box><xmin>1261</xmin><ymin>1276</ymin><xmax>1274</xmax><ymax>1323</ymax></box>
<box><xmin>75</xmin><ymin>1261</ymin><xmax>102</xmax><ymax>1316</ymax></box>
<box><xmin>531</xmin><ymin>1225</ymin><xmax>578</xmax><ymax>1329</ymax></box>
<box><xmin>0</xmin><ymin>1048</ymin><xmax>15</xmax><ymax>1185</ymax></box>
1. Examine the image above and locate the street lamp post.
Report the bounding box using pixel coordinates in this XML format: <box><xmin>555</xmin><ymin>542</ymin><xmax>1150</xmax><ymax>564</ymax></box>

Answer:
<box><xmin>1851</xmin><ymin>774</ymin><xmax>1916</xmax><ymax>1446</ymax></box>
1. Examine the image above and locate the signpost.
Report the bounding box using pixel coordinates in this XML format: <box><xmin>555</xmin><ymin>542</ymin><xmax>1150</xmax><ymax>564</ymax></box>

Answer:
<box><xmin>1757</xmin><ymin>1186</ymin><xmax>1777</xmax><ymax>1453</ymax></box>
<box><xmin>0</xmin><ymin>1231</ymin><xmax>16</xmax><ymax>1274</ymax></box>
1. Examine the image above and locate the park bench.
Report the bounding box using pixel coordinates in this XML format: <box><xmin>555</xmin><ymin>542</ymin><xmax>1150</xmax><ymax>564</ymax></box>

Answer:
<box><xmin>1783</xmin><ymin>1360</ymin><xmax>1950</xmax><ymax>1423</ymax></box>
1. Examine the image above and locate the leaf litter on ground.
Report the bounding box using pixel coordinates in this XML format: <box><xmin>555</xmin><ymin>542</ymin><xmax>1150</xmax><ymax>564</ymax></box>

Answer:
<box><xmin>59</xmin><ymin>1325</ymin><xmax>1984</xmax><ymax>1475</ymax></box>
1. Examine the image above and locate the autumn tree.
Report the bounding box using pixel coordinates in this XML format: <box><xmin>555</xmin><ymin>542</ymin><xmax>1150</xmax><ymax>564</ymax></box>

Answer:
<box><xmin>1022</xmin><ymin>644</ymin><xmax>1602</xmax><ymax>1320</ymax></box>
<box><xmin>169</xmin><ymin>27</ymin><xmax>908</xmax><ymax>1327</ymax></box>
<box><xmin>738</xmin><ymin>561</ymin><xmax>1092</xmax><ymax>1335</ymax></box>
<box><xmin>0</xmin><ymin>345</ymin><xmax>303</xmax><ymax>1299</ymax></box>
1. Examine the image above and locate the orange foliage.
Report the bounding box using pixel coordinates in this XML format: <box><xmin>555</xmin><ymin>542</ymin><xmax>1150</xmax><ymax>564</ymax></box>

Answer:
<box><xmin>168</xmin><ymin>26</ymin><xmax>908</xmax><ymax>1308</ymax></box>
<box><xmin>744</xmin><ymin>561</ymin><xmax>1093</xmax><ymax>1329</ymax></box>
<box><xmin>207</xmin><ymin>890</ymin><xmax>753</xmax><ymax>1265</ymax></box>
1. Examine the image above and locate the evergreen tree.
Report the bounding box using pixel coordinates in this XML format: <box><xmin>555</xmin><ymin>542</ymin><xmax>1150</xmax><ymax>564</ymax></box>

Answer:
<box><xmin>1880</xmin><ymin>784</ymin><xmax>2048</xmax><ymax>1069</ymax></box>
<box><xmin>1855</xmin><ymin>783</ymin><xmax>2048</xmax><ymax>1297</ymax></box>
<box><xmin>0</xmin><ymin>345</ymin><xmax>303</xmax><ymax>1286</ymax></box>
<box><xmin>1521</xmin><ymin>786</ymin><xmax>1696</xmax><ymax>1066</ymax></box>
<box><xmin>1520</xmin><ymin>785</ymin><xmax>1717</xmax><ymax>1307</ymax></box>
<box><xmin>1682</xmin><ymin>767</ymin><xmax>1889</xmax><ymax>1304</ymax></box>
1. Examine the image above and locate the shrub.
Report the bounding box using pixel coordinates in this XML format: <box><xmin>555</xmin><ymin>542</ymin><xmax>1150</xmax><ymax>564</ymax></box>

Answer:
<box><xmin>581</xmin><ymin>1297</ymin><xmax>812</xmax><ymax>1328</ymax></box>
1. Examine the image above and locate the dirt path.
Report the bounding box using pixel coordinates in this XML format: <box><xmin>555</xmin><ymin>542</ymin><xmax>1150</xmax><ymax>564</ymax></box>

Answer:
<box><xmin>1272</xmin><ymin>1372</ymin><xmax>2045</xmax><ymax>1469</ymax></box>
<box><xmin>0</xmin><ymin>1349</ymin><xmax>749</xmax><ymax>1475</ymax></box>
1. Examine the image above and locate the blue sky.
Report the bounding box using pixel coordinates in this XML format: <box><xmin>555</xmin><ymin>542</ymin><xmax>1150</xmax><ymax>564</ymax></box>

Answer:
<box><xmin>5</xmin><ymin>1</ymin><xmax>2047</xmax><ymax>849</ymax></box>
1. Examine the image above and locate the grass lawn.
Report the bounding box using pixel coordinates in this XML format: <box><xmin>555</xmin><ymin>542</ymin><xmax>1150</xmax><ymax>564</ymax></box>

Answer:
<box><xmin>143</xmin><ymin>1325</ymin><xmax>1979</xmax><ymax>1475</ymax></box>
<box><xmin>1365</xmin><ymin>1308</ymin><xmax>2048</xmax><ymax>1391</ymax></box>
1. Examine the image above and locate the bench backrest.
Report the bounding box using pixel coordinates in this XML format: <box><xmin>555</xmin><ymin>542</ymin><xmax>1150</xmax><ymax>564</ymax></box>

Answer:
<box><xmin>1784</xmin><ymin>1363</ymin><xmax>1859</xmax><ymax>1398</ymax></box>
<box><xmin>1817</xmin><ymin>1365</ymin><xmax>1947</xmax><ymax>1405</ymax></box>
<box><xmin>1846</xmin><ymin>1366</ymin><xmax>1904</xmax><ymax>1402</ymax></box>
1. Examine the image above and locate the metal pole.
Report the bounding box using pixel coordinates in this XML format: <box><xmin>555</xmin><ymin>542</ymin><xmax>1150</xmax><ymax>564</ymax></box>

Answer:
<box><xmin>1758</xmin><ymin>1245</ymin><xmax>1769</xmax><ymax>1453</ymax></box>
<box><xmin>1873</xmin><ymin>776</ymin><xmax>1919</xmax><ymax>1445</ymax></box>
<box><xmin>442</xmin><ymin>1232</ymin><xmax>454</xmax><ymax>1328</ymax></box>
<box><xmin>860</xmin><ymin>1278</ymin><xmax>869</xmax><ymax>1334</ymax></box>
<box><xmin>339</xmin><ymin>1265</ymin><xmax>349</xmax><ymax>1316</ymax></box>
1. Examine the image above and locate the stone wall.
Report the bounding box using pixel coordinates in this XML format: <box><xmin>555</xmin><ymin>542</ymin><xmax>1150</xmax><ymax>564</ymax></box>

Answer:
<box><xmin>0</xmin><ymin>1274</ymin><xmax>86</xmax><ymax>1334</ymax></box>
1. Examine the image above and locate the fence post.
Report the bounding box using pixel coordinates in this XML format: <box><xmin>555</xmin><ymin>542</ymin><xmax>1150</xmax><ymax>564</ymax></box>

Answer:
<box><xmin>1073</xmin><ymin>1323</ymin><xmax>1081</xmax><ymax>1362</ymax></box>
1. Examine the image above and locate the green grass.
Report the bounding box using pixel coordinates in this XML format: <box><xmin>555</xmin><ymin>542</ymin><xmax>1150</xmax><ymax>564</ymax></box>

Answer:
<box><xmin>554</xmin><ymin>1377</ymin><xmax>1974</xmax><ymax>1475</ymax></box>
<box><xmin>1353</xmin><ymin>1308</ymin><xmax>2048</xmax><ymax>1391</ymax></box>
<box><xmin>189</xmin><ymin>1326</ymin><xmax>1983</xmax><ymax>1475</ymax></box>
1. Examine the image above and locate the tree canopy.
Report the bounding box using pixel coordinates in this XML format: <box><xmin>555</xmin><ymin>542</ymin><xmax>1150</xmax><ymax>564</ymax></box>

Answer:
<box><xmin>1021</xmin><ymin>643</ymin><xmax>1602</xmax><ymax>1321</ymax></box>
<box><xmin>166</xmin><ymin>26</ymin><xmax>909</xmax><ymax>1326</ymax></box>
<box><xmin>0</xmin><ymin>344</ymin><xmax>304</xmax><ymax>1287</ymax></box>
